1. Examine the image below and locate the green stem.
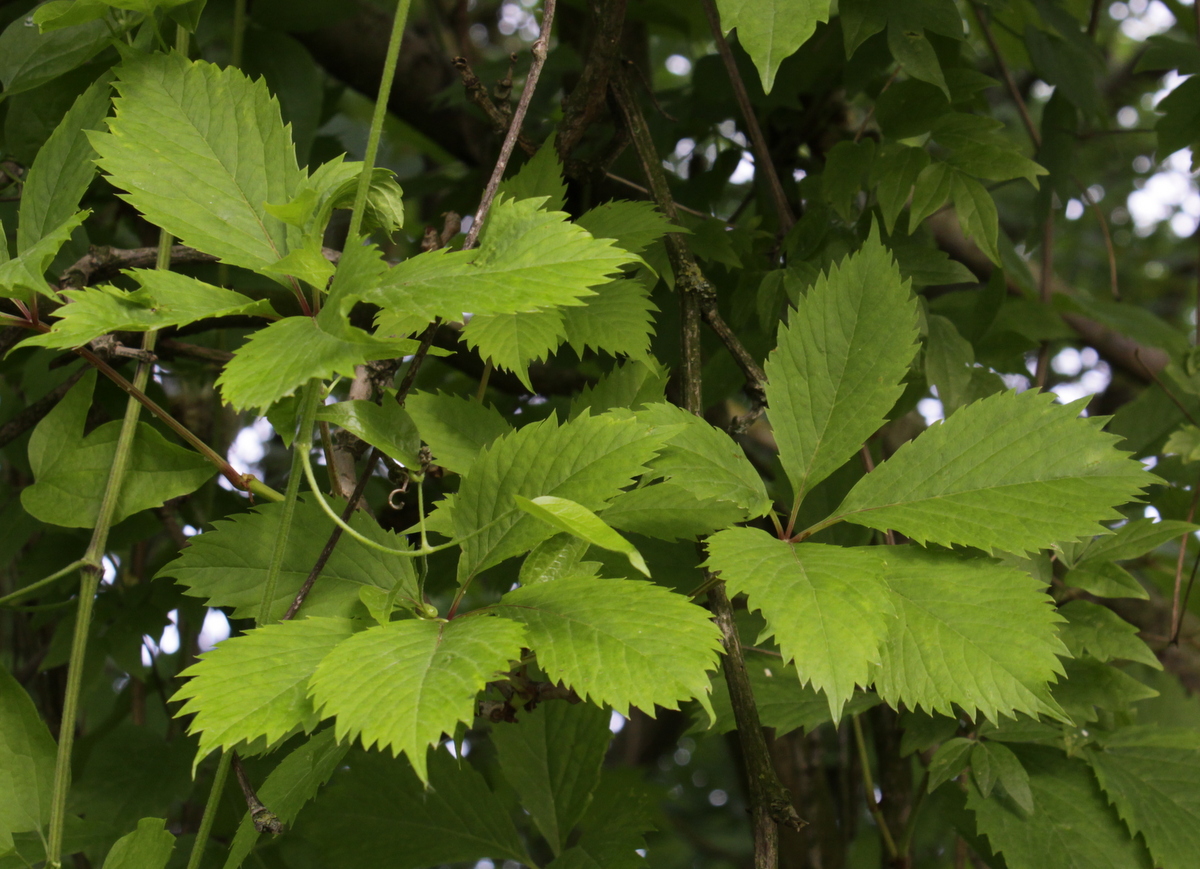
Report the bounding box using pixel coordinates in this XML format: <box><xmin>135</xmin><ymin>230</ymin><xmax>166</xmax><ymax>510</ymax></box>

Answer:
<box><xmin>184</xmin><ymin>751</ymin><xmax>233</xmax><ymax>869</ymax></box>
<box><xmin>853</xmin><ymin>714</ymin><xmax>900</xmax><ymax>861</ymax></box>
<box><xmin>230</xmin><ymin>0</ymin><xmax>247</xmax><ymax>68</ymax></box>
<box><xmin>257</xmin><ymin>379</ymin><xmax>321</xmax><ymax>625</ymax></box>
<box><xmin>347</xmin><ymin>0</ymin><xmax>414</xmax><ymax>238</ymax></box>
<box><xmin>0</xmin><ymin>559</ymin><xmax>87</xmax><ymax>608</ymax></box>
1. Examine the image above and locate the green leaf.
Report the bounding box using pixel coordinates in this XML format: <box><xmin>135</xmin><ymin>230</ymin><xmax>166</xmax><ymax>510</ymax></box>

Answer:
<box><xmin>573</xmin><ymin>201</ymin><xmax>678</xmax><ymax>257</ymax></box>
<box><xmin>223</xmin><ymin>729</ymin><xmax>349</xmax><ymax>869</ymax></box>
<box><xmin>888</xmin><ymin>19</ymin><xmax>949</xmax><ymax>99</ymax></box>
<box><xmin>1075</xmin><ymin>518</ymin><xmax>1199</xmax><ymax>566</ymax></box>
<box><xmin>173</xmin><ymin>617</ymin><xmax>357</xmax><ymax>765</ymax></box>
<box><xmin>828</xmin><ymin>389</ymin><xmax>1153</xmax><ymax>554</ymax></box>
<box><xmin>1025</xmin><ymin>24</ymin><xmax>1101</xmax><ymax>118</ymax></box>
<box><xmin>545</xmin><ymin>772</ymin><xmax>655</xmax><ymax>869</ymax></box>
<box><xmin>933</xmin><ymin>113</ymin><xmax>1048</xmax><ymax>188</ymax></box>
<box><xmin>705</xmin><ymin>528</ymin><xmax>891</xmax><ymax>716</ymax></box>
<box><xmin>0</xmin><ymin>210</ymin><xmax>88</xmax><ymax>300</ymax></box>
<box><xmin>559</xmin><ymin>279</ymin><xmax>658</xmax><ymax>361</ymax></box>
<box><xmin>90</xmin><ymin>51</ymin><xmax>302</xmax><ymax>272</ymax></box>
<box><xmin>515</xmin><ymin>495</ymin><xmax>649</xmax><ymax>577</ymax></box>
<box><xmin>569</xmin><ymin>359</ymin><xmax>667</xmax><ymax>419</ymax></box>
<box><xmin>463</xmin><ymin>308</ymin><xmax>566</xmax><ymax>391</ymax></box>
<box><xmin>873</xmin><ymin>546</ymin><xmax>1068</xmax><ymax>723</ymax></box>
<box><xmin>1164</xmin><ymin>424</ymin><xmax>1200</xmax><ymax>461</ymax></box>
<box><xmin>497</xmin><ymin>135</ymin><xmax>567</xmax><ymax>212</ymax></box>
<box><xmin>309</xmin><ymin>614</ymin><xmax>525</xmax><ymax>782</ymax></box>
<box><xmin>1087</xmin><ymin>727</ymin><xmax>1200</xmax><ymax>869</ymax></box>
<box><xmin>1155</xmin><ymin>76</ymin><xmax>1200</xmax><ymax>167</ymax></box>
<box><xmin>765</xmin><ymin>231</ymin><xmax>919</xmax><ymax>505</ymax></box>
<box><xmin>839</xmin><ymin>0</ymin><xmax>888</xmax><ymax>57</ymax></box>
<box><xmin>1056</xmin><ymin>601</ymin><xmax>1160</xmax><ymax>669</ymax></box>
<box><xmin>1062</xmin><ymin>560</ymin><xmax>1149</xmax><ymax>600</ymax></box>
<box><xmin>453</xmin><ymin>412</ymin><xmax>674</xmax><ymax>577</ymax></box>
<box><xmin>21</xmin><ymin>370</ymin><xmax>214</xmax><ymax>528</ymax></box>
<box><xmin>492</xmin><ymin>701</ymin><xmax>612</xmax><ymax>854</ymax></box>
<box><xmin>317</xmin><ymin>397</ymin><xmax>421</xmax><ymax>468</ymax></box>
<box><xmin>950</xmin><ymin>170</ymin><xmax>1001</xmax><ymax>265</ymax></box>
<box><xmin>637</xmin><ymin>402</ymin><xmax>771</xmax><ymax>517</ymax></box>
<box><xmin>822</xmin><ymin>139</ymin><xmax>874</xmax><ymax>220</ymax></box>
<box><xmin>924</xmin><ymin>314</ymin><xmax>975</xmax><ymax>415</ymax></box>
<box><xmin>368</xmin><ymin>197</ymin><xmax>634</xmax><ymax>322</ymax></box>
<box><xmin>715</xmin><ymin>0</ymin><xmax>834</xmax><ymax>92</ymax></box>
<box><xmin>303</xmin><ymin>749</ymin><xmax>529</xmax><ymax>869</ymax></box>
<box><xmin>0</xmin><ymin>15</ymin><xmax>110</xmax><ymax>96</ymax></box>
<box><xmin>909</xmin><ymin>161</ymin><xmax>954</xmax><ymax>229</ymax></box>
<box><xmin>0</xmin><ymin>664</ymin><xmax>57</xmax><ymax>852</ymax></box>
<box><xmin>871</xmin><ymin>143</ymin><xmax>930</xmax><ymax>233</ymax></box>
<box><xmin>968</xmin><ymin>746</ymin><xmax>1152</xmax><ymax>869</ymax></box>
<box><xmin>974</xmin><ymin>741</ymin><xmax>1034</xmax><ymax>814</ymax></box>
<box><xmin>495</xmin><ymin>577</ymin><xmax>723</xmax><ymax>718</ymax></box>
<box><xmin>100</xmin><ymin>817</ymin><xmax>175</xmax><ymax>869</ymax></box>
<box><xmin>1052</xmin><ymin>657</ymin><xmax>1157</xmax><ymax>723</ymax></box>
<box><xmin>518</xmin><ymin>534</ymin><xmax>594</xmax><ymax>585</ymax></box>
<box><xmin>25</xmin><ymin>272</ymin><xmax>277</xmax><ymax>350</ymax></box>
<box><xmin>405</xmin><ymin>391</ymin><xmax>512</xmax><ymax>475</ymax></box>
<box><xmin>160</xmin><ymin>498</ymin><xmax>418</xmax><ymax>622</ymax></box>
<box><xmin>927</xmin><ymin>738</ymin><xmax>973</xmax><ymax>792</ymax></box>
<box><xmin>17</xmin><ymin>74</ymin><xmax>110</xmax><ymax>253</ymax></box>
<box><xmin>602</xmin><ymin>483</ymin><xmax>748</xmax><ymax>542</ymax></box>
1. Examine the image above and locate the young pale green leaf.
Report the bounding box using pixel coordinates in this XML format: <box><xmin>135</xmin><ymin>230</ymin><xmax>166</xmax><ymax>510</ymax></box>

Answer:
<box><xmin>491</xmin><ymin>701</ymin><xmax>612</xmax><ymax>855</ymax></box>
<box><xmin>405</xmin><ymin>391</ymin><xmax>512</xmax><ymax>475</ymax></box>
<box><xmin>309</xmin><ymin>614</ymin><xmax>526</xmax><ymax>783</ymax></box>
<box><xmin>367</xmin><ymin>197</ymin><xmax>633</xmax><ymax>322</ymax></box>
<box><xmin>462</xmin><ymin>308</ymin><xmax>566</xmax><ymax>391</ymax></box>
<box><xmin>317</xmin><ymin>398</ymin><xmax>421</xmax><ymax>468</ymax></box>
<box><xmin>22</xmin><ymin>370</ymin><xmax>213</xmax><ymax>528</ymax></box>
<box><xmin>705</xmin><ymin>528</ymin><xmax>892</xmax><ymax>716</ymax></box>
<box><xmin>765</xmin><ymin>233</ymin><xmax>918</xmax><ymax>506</ymax></box>
<box><xmin>559</xmin><ymin>279</ymin><xmax>657</xmax><ymax>361</ymax></box>
<box><xmin>637</xmin><ymin>403</ymin><xmax>772</xmax><ymax>517</ymax></box>
<box><xmin>1087</xmin><ymin>727</ymin><xmax>1200</xmax><ymax>869</ymax></box>
<box><xmin>1056</xmin><ymin>601</ymin><xmax>1160</xmax><ymax>669</ymax></box>
<box><xmin>160</xmin><ymin>498</ymin><xmax>418</xmax><ymax>622</ymax></box>
<box><xmin>496</xmin><ymin>135</ymin><xmax>567</xmax><ymax>211</ymax></box>
<box><xmin>173</xmin><ymin>617</ymin><xmax>357</xmax><ymax>766</ymax></box>
<box><xmin>17</xmin><ymin>74</ymin><xmax>110</xmax><ymax>253</ymax></box>
<box><xmin>968</xmin><ymin>746</ymin><xmax>1152</xmax><ymax>869</ymax></box>
<box><xmin>303</xmin><ymin>749</ymin><xmax>529</xmax><ymax>869</ymax></box>
<box><xmin>100</xmin><ymin>817</ymin><xmax>175</xmax><ymax>869</ymax></box>
<box><xmin>573</xmin><ymin>200</ymin><xmax>678</xmax><ymax>257</ymax></box>
<box><xmin>25</xmin><ymin>272</ymin><xmax>277</xmax><ymax>350</ymax></box>
<box><xmin>495</xmin><ymin>577</ymin><xmax>723</xmax><ymax>718</ymax></box>
<box><xmin>0</xmin><ymin>210</ymin><xmax>88</xmax><ymax>300</ymax></box>
<box><xmin>715</xmin><ymin>0</ymin><xmax>833</xmax><ymax>92</ymax></box>
<box><xmin>602</xmin><ymin>483</ymin><xmax>748</xmax><ymax>542</ymax></box>
<box><xmin>223</xmin><ymin>729</ymin><xmax>349</xmax><ymax>869</ymax></box>
<box><xmin>0</xmin><ymin>664</ymin><xmax>57</xmax><ymax>852</ymax></box>
<box><xmin>454</xmin><ymin>412</ymin><xmax>675</xmax><ymax>577</ymax></box>
<box><xmin>569</xmin><ymin>359</ymin><xmax>667</xmax><ymax>419</ymax></box>
<box><xmin>827</xmin><ymin>389</ymin><xmax>1153</xmax><ymax>553</ymax></box>
<box><xmin>872</xmin><ymin>546</ymin><xmax>1069</xmax><ymax>724</ymax></box>
<box><xmin>514</xmin><ymin>495</ymin><xmax>649</xmax><ymax>577</ymax></box>
<box><xmin>90</xmin><ymin>51</ymin><xmax>301</xmax><ymax>272</ymax></box>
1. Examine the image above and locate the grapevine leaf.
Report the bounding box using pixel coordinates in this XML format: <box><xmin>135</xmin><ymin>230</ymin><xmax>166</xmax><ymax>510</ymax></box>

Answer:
<box><xmin>454</xmin><ymin>412</ymin><xmax>676</xmax><ymax>577</ymax></box>
<box><xmin>317</xmin><ymin>397</ymin><xmax>421</xmax><ymax>468</ymax></box>
<box><xmin>304</xmin><ymin>749</ymin><xmax>529</xmax><ymax>869</ymax></box>
<box><xmin>159</xmin><ymin>498</ymin><xmax>418</xmax><ymax>622</ymax></box>
<box><xmin>0</xmin><ymin>664</ymin><xmax>57</xmax><ymax>852</ymax></box>
<box><xmin>1056</xmin><ymin>601</ymin><xmax>1160</xmax><ymax>669</ymax></box>
<box><xmin>89</xmin><ymin>51</ymin><xmax>302</xmax><ymax>272</ymax></box>
<box><xmin>173</xmin><ymin>617</ymin><xmax>358</xmax><ymax>766</ymax></box>
<box><xmin>828</xmin><ymin>389</ymin><xmax>1153</xmax><ymax>554</ymax></box>
<box><xmin>367</xmin><ymin>197</ymin><xmax>633</xmax><ymax>322</ymax></box>
<box><xmin>22</xmin><ymin>370</ymin><xmax>214</xmax><ymax>528</ymax></box>
<box><xmin>714</xmin><ymin>0</ymin><xmax>833</xmax><ymax>92</ymax></box>
<box><xmin>559</xmin><ymin>278</ymin><xmax>657</xmax><ymax>361</ymax></box>
<box><xmin>100</xmin><ymin>818</ymin><xmax>175</xmax><ymax>869</ymax></box>
<box><xmin>872</xmin><ymin>546</ymin><xmax>1069</xmax><ymax>724</ymax></box>
<box><xmin>704</xmin><ymin>528</ymin><xmax>892</xmax><ymax>716</ymax></box>
<box><xmin>462</xmin><ymin>308</ymin><xmax>566</xmax><ymax>391</ymax></box>
<box><xmin>1087</xmin><ymin>727</ymin><xmax>1200</xmax><ymax>869</ymax></box>
<box><xmin>308</xmin><ymin>614</ymin><xmax>526</xmax><ymax>783</ymax></box>
<box><xmin>491</xmin><ymin>701</ymin><xmax>612</xmax><ymax>854</ymax></box>
<box><xmin>495</xmin><ymin>577</ymin><xmax>723</xmax><ymax>718</ymax></box>
<box><xmin>514</xmin><ymin>495</ymin><xmax>650</xmax><ymax>577</ymax></box>
<box><xmin>765</xmin><ymin>232</ymin><xmax>919</xmax><ymax>506</ymax></box>
<box><xmin>25</xmin><ymin>272</ymin><xmax>277</xmax><ymax>350</ymax></box>
<box><xmin>223</xmin><ymin>729</ymin><xmax>349</xmax><ymax>869</ymax></box>
<box><xmin>967</xmin><ymin>746</ymin><xmax>1152</xmax><ymax>869</ymax></box>
<box><xmin>405</xmin><ymin>391</ymin><xmax>512</xmax><ymax>475</ymax></box>
<box><xmin>602</xmin><ymin>483</ymin><xmax>748</xmax><ymax>542</ymax></box>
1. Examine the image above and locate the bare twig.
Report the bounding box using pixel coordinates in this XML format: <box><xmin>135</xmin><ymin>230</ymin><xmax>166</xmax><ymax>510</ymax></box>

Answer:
<box><xmin>231</xmin><ymin>752</ymin><xmax>284</xmax><ymax>835</ymax></box>
<box><xmin>701</xmin><ymin>0</ymin><xmax>794</xmax><ymax>232</ymax></box>
<box><xmin>462</xmin><ymin>0</ymin><xmax>558</xmax><ymax>250</ymax></box>
<box><xmin>453</xmin><ymin>57</ymin><xmax>538</xmax><ymax>157</ymax></box>
<box><xmin>970</xmin><ymin>4</ymin><xmax>1039</xmax><ymax>147</ymax></box>
<box><xmin>557</xmin><ymin>0</ymin><xmax>627</xmax><ymax>158</ymax></box>
<box><xmin>603</xmin><ymin>172</ymin><xmax>713</xmax><ymax>220</ymax></box>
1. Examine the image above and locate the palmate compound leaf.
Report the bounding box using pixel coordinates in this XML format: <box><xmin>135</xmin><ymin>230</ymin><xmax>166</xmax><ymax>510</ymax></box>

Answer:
<box><xmin>873</xmin><ymin>546</ymin><xmax>1069</xmax><ymax>723</ymax></box>
<box><xmin>366</xmin><ymin>196</ymin><xmax>635</xmax><ymax>323</ymax></box>
<box><xmin>172</xmin><ymin>617</ymin><xmax>358</xmax><ymax>767</ymax></box>
<box><xmin>765</xmin><ymin>231</ymin><xmax>919</xmax><ymax>507</ymax></box>
<box><xmin>704</xmin><ymin>528</ymin><xmax>892</xmax><ymax>717</ymax></box>
<box><xmin>967</xmin><ymin>746</ymin><xmax>1152</xmax><ymax>869</ymax></box>
<box><xmin>1086</xmin><ymin>727</ymin><xmax>1200</xmax><ymax>869</ymax></box>
<box><xmin>453</xmin><ymin>411</ymin><xmax>678</xmax><ymax>578</ymax></box>
<box><xmin>23</xmin><ymin>271</ymin><xmax>278</xmax><ymax>350</ymax></box>
<box><xmin>304</xmin><ymin>748</ymin><xmax>528</xmax><ymax>869</ymax></box>
<box><xmin>308</xmin><ymin>614</ymin><xmax>526</xmax><ymax>783</ymax></box>
<box><xmin>491</xmin><ymin>700</ymin><xmax>612</xmax><ymax>855</ymax></box>
<box><xmin>404</xmin><ymin>391</ymin><xmax>512</xmax><ymax>475</ymax></box>
<box><xmin>825</xmin><ymin>389</ymin><xmax>1154</xmax><ymax>554</ymax></box>
<box><xmin>159</xmin><ymin>498</ymin><xmax>418</xmax><ymax>622</ymax></box>
<box><xmin>462</xmin><ymin>306</ymin><xmax>568</xmax><ymax>392</ymax></box>
<box><xmin>89</xmin><ymin>50</ymin><xmax>301</xmax><ymax>272</ymax></box>
<box><xmin>0</xmin><ymin>664</ymin><xmax>57</xmax><ymax>852</ymax></box>
<box><xmin>21</xmin><ymin>370</ymin><xmax>213</xmax><ymax>528</ymax></box>
<box><xmin>715</xmin><ymin>0</ymin><xmax>833</xmax><ymax>92</ymax></box>
<box><xmin>494</xmin><ymin>576</ymin><xmax>723</xmax><ymax>719</ymax></box>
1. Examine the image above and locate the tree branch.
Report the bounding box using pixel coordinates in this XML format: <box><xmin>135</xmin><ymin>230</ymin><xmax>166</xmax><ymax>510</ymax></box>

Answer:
<box><xmin>557</xmin><ymin>0</ymin><xmax>627</xmax><ymax>159</ymax></box>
